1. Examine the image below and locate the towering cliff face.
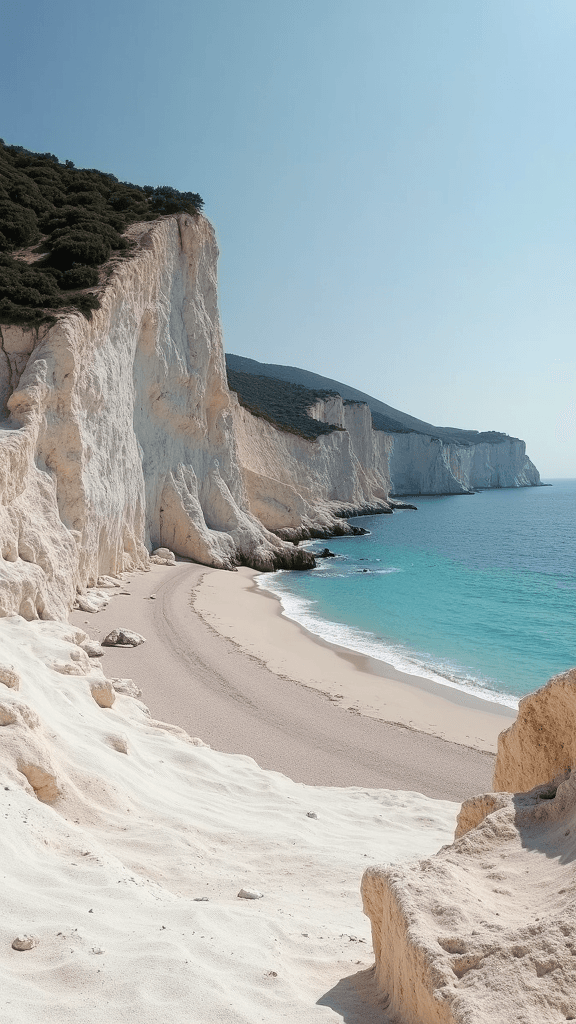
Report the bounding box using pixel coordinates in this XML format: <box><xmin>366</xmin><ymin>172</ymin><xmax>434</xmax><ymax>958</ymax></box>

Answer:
<box><xmin>0</xmin><ymin>210</ymin><xmax>542</xmax><ymax>622</ymax></box>
<box><xmin>231</xmin><ymin>393</ymin><xmax>393</xmax><ymax>538</ymax></box>
<box><xmin>0</xmin><ymin>215</ymin><xmax>312</xmax><ymax>619</ymax></box>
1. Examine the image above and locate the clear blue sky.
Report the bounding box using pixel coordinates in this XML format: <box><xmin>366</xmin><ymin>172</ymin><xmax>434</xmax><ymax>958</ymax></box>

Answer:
<box><xmin>2</xmin><ymin>0</ymin><xmax>574</xmax><ymax>476</ymax></box>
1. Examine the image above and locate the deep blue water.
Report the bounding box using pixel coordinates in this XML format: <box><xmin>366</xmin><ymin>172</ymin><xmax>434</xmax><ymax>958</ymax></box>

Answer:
<box><xmin>258</xmin><ymin>480</ymin><xmax>576</xmax><ymax>707</ymax></box>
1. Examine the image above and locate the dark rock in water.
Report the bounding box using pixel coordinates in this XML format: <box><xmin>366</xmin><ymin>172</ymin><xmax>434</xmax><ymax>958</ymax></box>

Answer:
<box><xmin>350</xmin><ymin>526</ymin><xmax>369</xmax><ymax>536</ymax></box>
<box><xmin>317</xmin><ymin>548</ymin><xmax>336</xmax><ymax>559</ymax></box>
<box><xmin>271</xmin><ymin>547</ymin><xmax>316</xmax><ymax>571</ymax></box>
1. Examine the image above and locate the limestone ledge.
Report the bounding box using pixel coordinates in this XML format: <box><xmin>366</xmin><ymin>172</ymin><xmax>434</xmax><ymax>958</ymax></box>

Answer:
<box><xmin>494</xmin><ymin>668</ymin><xmax>576</xmax><ymax>794</ymax></box>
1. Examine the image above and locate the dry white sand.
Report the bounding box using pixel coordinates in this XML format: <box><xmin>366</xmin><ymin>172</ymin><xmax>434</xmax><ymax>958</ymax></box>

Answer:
<box><xmin>1</xmin><ymin>610</ymin><xmax>457</xmax><ymax>1023</ymax></box>
<box><xmin>0</xmin><ymin>559</ymin><xmax>519</xmax><ymax>1022</ymax></box>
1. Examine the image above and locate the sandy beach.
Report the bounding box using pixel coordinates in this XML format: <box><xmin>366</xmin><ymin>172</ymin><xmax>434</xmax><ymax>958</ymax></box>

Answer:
<box><xmin>197</xmin><ymin>566</ymin><xmax>516</xmax><ymax>751</ymax></box>
<box><xmin>1</xmin><ymin>560</ymin><xmax>520</xmax><ymax>1023</ymax></box>
<box><xmin>70</xmin><ymin>560</ymin><xmax>515</xmax><ymax>801</ymax></box>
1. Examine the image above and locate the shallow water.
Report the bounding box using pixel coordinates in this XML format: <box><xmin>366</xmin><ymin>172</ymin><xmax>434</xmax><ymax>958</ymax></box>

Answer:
<box><xmin>258</xmin><ymin>480</ymin><xmax>576</xmax><ymax>707</ymax></box>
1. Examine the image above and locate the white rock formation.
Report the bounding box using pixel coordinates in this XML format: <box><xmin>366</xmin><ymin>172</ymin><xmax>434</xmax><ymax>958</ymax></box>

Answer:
<box><xmin>494</xmin><ymin>668</ymin><xmax>576</xmax><ymax>794</ymax></box>
<box><xmin>362</xmin><ymin>769</ymin><xmax>576</xmax><ymax>1023</ymax></box>
<box><xmin>0</xmin><ymin>215</ymin><xmax>313</xmax><ymax>620</ymax></box>
<box><xmin>231</xmin><ymin>393</ymin><xmax>393</xmax><ymax>538</ymax></box>
<box><xmin>388</xmin><ymin>433</ymin><xmax>540</xmax><ymax>496</ymax></box>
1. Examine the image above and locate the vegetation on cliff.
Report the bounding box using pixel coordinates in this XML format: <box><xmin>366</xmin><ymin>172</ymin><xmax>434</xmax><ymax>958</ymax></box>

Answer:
<box><xmin>226</xmin><ymin>369</ymin><xmax>344</xmax><ymax>441</ymax></box>
<box><xmin>226</xmin><ymin>354</ymin><xmax>515</xmax><ymax>446</ymax></box>
<box><xmin>0</xmin><ymin>141</ymin><xmax>203</xmax><ymax>326</ymax></box>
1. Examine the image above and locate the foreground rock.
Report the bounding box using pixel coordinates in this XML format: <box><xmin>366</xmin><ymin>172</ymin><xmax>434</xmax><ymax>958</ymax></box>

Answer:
<box><xmin>12</xmin><ymin>934</ymin><xmax>39</xmax><ymax>951</ymax></box>
<box><xmin>494</xmin><ymin>667</ymin><xmax>576</xmax><ymax>793</ymax></box>
<box><xmin>362</xmin><ymin>766</ymin><xmax>576</xmax><ymax>1023</ymax></box>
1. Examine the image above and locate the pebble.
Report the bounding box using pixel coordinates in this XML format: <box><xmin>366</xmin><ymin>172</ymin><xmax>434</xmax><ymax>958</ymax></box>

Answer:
<box><xmin>306</xmin><ymin>811</ymin><xmax>318</xmax><ymax>819</ymax></box>
<box><xmin>237</xmin><ymin>888</ymin><xmax>264</xmax><ymax>900</ymax></box>
<box><xmin>12</xmin><ymin>934</ymin><xmax>39</xmax><ymax>951</ymax></box>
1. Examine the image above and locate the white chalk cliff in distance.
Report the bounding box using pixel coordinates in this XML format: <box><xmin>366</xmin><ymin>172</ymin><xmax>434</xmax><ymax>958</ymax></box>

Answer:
<box><xmin>226</xmin><ymin>354</ymin><xmax>541</xmax><ymax>496</ymax></box>
<box><xmin>0</xmin><ymin>215</ymin><xmax>313</xmax><ymax>620</ymax></box>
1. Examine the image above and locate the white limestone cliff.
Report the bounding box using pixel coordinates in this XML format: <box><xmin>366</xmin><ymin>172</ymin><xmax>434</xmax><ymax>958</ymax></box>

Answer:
<box><xmin>0</xmin><ymin>215</ymin><xmax>312</xmax><ymax>620</ymax></box>
<box><xmin>225</xmin><ymin>354</ymin><xmax>542</xmax><ymax>497</ymax></box>
<box><xmin>388</xmin><ymin>433</ymin><xmax>540</xmax><ymax>496</ymax></box>
<box><xmin>0</xmin><ymin>209</ymin><xmax>542</xmax><ymax>624</ymax></box>
<box><xmin>231</xmin><ymin>392</ymin><xmax>394</xmax><ymax>538</ymax></box>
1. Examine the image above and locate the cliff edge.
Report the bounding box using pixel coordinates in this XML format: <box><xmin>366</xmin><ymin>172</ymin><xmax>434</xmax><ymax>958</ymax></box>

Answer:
<box><xmin>0</xmin><ymin>214</ymin><xmax>312</xmax><ymax>619</ymax></box>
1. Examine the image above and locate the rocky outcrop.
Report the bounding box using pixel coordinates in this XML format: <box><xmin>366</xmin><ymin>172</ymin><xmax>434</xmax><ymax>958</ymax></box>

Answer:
<box><xmin>494</xmin><ymin>668</ymin><xmax>576</xmax><ymax>794</ymax></box>
<box><xmin>230</xmin><ymin>392</ymin><xmax>394</xmax><ymax>539</ymax></box>
<box><xmin>0</xmin><ymin>215</ymin><xmax>313</xmax><ymax>620</ymax></box>
<box><xmin>362</xmin><ymin>768</ymin><xmax>576</xmax><ymax>1023</ymax></box>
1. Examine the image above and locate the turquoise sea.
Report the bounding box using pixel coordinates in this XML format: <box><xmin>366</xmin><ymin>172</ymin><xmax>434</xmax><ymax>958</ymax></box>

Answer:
<box><xmin>257</xmin><ymin>480</ymin><xmax>576</xmax><ymax>708</ymax></box>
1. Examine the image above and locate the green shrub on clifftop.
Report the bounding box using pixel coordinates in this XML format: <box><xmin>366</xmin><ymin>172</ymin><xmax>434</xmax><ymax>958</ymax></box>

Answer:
<box><xmin>0</xmin><ymin>140</ymin><xmax>204</xmax><ymax>325</ymax></box>
<box><xmin>227</xmin><ymin>369</ymin><xmax>343</xmax><ymax>441</ymax></box>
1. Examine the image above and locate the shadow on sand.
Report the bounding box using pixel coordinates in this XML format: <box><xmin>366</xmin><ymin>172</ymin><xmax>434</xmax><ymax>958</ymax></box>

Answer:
<box><xmin>317</xmin><ymin>964</ymin><xmax>392</xmax><ymax>1023</ymax></box>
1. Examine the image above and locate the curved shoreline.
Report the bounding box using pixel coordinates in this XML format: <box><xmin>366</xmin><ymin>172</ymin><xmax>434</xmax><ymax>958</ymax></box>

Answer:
<box><xmin>194</xmin><ymin>566</ymin><xmax>516</xmax><ymax>753</ymax></box>
<box><xmin>70</xmin><ymin>560</ymin><xmax>500</xmax><ymax>799</ymax></box>
<box><xmin>255</xmin><ymin>572</ymin><xmax>519</xmax><ymax>711</ymax></box>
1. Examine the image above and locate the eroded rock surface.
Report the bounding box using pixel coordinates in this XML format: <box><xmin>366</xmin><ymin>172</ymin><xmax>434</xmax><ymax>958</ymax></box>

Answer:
<box><xmin>494</xmin><ymin>668</ymin><xmax>576</xmax><ymax>794</ymax></box>
<box><xmin>102</xmin><ymin>629</ymin><xmax>146</xmax><ymax>648</ymax></box>
<box><xmin>362</xmin><ymin>770</ymin><xmax>576</xmax><ymax>1023</ymax></box>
